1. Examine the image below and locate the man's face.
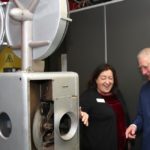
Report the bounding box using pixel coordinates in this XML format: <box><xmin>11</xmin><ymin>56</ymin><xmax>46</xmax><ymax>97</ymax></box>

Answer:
<box><xmin>138</xmin><ymin>56</ymin><xmax>150</xmax><ymax>80</ymax></box>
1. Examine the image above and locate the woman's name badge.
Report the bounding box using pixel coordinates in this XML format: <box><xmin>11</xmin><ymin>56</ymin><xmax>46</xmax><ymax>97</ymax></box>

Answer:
<box><xmin>96</xmin><ymin>98</ymin><xmax>105</xmax><ymax>103</ymax></box>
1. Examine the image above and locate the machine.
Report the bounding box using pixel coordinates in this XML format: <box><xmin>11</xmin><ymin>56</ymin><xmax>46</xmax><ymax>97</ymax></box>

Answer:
<box><xmin>0</xmin><ymin>0</ymin><xmax>79</xmax><ymax>150</ymax></box>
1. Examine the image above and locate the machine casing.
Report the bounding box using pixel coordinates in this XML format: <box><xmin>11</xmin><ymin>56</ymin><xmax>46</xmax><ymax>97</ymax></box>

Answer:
<box><xmin>0</xmin><ymin>72</ymin><xmax>79</xmax><ymax>150</ymax></box>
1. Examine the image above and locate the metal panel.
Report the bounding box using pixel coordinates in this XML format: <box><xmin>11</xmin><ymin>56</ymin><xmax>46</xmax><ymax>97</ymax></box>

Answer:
<box><xmin>0</xmin><ymin>72</ymin><xmax>79</xmax><ymax>150</ymax></box>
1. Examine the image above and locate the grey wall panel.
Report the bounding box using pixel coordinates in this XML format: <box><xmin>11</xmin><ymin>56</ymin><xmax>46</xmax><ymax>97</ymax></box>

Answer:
<box><xmin>106</xmin><ymin>0</ymin><xmax>150</xmax><ymax>122</ymax></box>
<box><xmin>66</xmin><ymin>8</ymin><xmax>105</xmax><ymax>92</ymax></box>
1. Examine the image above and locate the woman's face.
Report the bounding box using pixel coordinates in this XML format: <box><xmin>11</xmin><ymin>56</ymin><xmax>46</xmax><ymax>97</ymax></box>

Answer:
<box><xmin>96</xmin><ymin>69</ymin><xmax>114</xmax><ymax>95</ymax></box>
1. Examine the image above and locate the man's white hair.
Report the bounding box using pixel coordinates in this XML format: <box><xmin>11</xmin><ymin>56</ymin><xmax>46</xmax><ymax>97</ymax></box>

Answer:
<box><xmin>137</xmin><ymin>48</ymin><xmax>150</xmax><ymax>60</ymax></box>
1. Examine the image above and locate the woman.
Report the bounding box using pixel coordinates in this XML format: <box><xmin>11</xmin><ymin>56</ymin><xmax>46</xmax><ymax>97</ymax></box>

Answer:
<box><xmin>80</xmin><ymin>64</ymin><xmax>130</xmax><ymax>150</ymax></box>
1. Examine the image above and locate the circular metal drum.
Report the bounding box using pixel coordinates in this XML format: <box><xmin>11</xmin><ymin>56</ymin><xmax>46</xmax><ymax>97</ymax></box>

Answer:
<box><xmin>5</xmin><ymin>0</ymin><xmax>70</xmax><ymax>60</ymax></box>
<box><xmin>0</xmin><ymin>2</ymin><xmax>4</xmax><ymax>45</ymax></box>
<box><xmin>32</xmin><ymin>102</ymin><xmax>54</xmax><ymax>150</ymax></box>
<box><xmin>33</xmin><ymin>101</ymin><xmax>78</xmax><ymax>150</ymax></box>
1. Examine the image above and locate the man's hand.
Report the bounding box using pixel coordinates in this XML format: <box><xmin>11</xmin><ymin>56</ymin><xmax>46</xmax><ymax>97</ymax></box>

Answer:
<box><xmin>125</xmin><ymin>124</ymin><xmax>137</xmax><ymax>139</ymax></box>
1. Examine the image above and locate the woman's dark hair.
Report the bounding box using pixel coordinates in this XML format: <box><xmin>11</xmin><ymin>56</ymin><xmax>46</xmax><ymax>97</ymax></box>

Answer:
<box><xmin>88</xmin><ymin>63</ymin><xmax>118</xmax><ymax>93</ymax></box>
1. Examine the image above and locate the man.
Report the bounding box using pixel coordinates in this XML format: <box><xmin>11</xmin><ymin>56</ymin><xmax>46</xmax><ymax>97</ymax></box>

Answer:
<box><xmin>125</xmin><ymin>48</ymin><xmax>150</xmax><ymax>150</ymax></box>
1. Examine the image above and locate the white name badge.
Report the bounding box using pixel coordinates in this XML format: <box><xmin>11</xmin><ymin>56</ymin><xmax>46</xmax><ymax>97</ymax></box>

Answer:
<box><xmin>96</xmin><ymin>98</ymin><xmax>105</xmax><ymax>103</ymax></box>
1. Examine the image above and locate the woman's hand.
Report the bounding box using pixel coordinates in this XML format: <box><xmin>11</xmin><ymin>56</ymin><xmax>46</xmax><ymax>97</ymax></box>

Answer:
<box><xmin>80</xmin><ymin>107</ymin><xmax>89</xmax><ymax>126</ymax></box>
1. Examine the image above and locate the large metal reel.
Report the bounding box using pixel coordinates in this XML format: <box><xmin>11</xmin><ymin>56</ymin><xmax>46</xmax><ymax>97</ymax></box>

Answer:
<box><xmin>0</xmin><ymin>2</ymin><xmax>4</xmax><ymax>45</ymax></box>
<box><xmin>32</xmin><ymin>101</ymin><xmax>54</xmax><ymax>150</ymax></box>
<box><xmin>5</xmin><ymin>0</ymin><xmax>70</xmax><ymax>60</ymax></box>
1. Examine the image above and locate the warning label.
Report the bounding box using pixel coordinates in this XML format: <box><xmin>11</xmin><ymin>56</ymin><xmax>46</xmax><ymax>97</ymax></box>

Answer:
<box><xmin>0</xmin><ymin>46</ymin><xmax>21</xmax><ymax>72</ymax></box>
